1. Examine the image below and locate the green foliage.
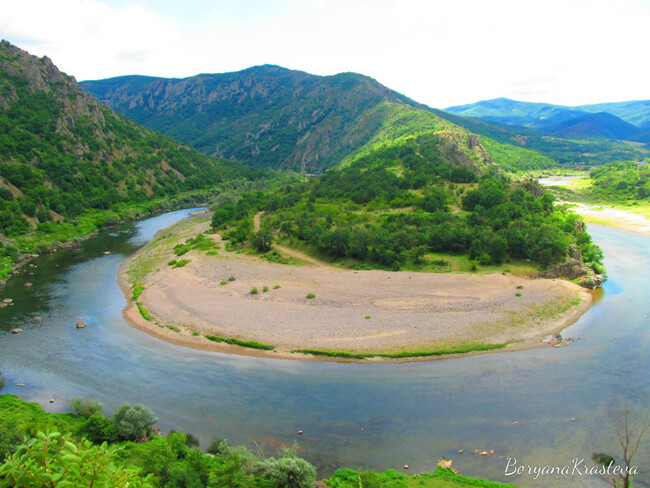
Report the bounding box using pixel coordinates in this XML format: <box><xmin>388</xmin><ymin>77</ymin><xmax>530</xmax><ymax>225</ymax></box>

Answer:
<box><xmin>0</xmin><ymin>396</ymin><xmax>515</xmax><ymax>488</ymax></box>
<box><xmin>204</xmin><ymin>334</ymin><xmax>275</xmax><ymax>351</ymax></box>
<box><xmin>112</xmin><ymin>403</ymin><xmax>158</xmax><ymax>441</ymax></box>
<box><xmin>132</xmin><ymin>282</ymin><xmax>145</xmax><ymax>301</ymax></box>
<box><xmin>250</xmin><ymin>287</ymin><xmax>259</xmax><ymax>295</ymax></box>
<box><xmin>253</xmin><ymin>162</ymin><xmax>599</xmax><ymax>273</ymax></box>
<box><xmin>136</xmin><ymin>302</ymin><xmax>152</xmax><ymax>321</ymax></box>
<box><xmin>0</xmin><ymin>375</ymin><xmax>4</xmax><ymax>392</ymax></box>
<box><xmin>228</xmin><ymin>276</ymin><xmax>236</xmax><ymax>282</ymax></box>
<box><xmin>75</xmin><ymin>414</ymin><xmax>119</xmax><ymax>444</ymax></box>
<box><xmin>305</xmin><ymin>293</ymin><xmax>315</xmax><ymax>299</ymax></box>
<box><xmin>255</xmin><ymin>450</ymin><xmax>317</xmax><ymax>488</ymax></box>
<box><xmin>0</xmin><ymin>41</ymin><xmax>251</xmax><ymax>266</ymax></box>
<box><xmin>263</xmin><ymin>286</ymin><xmax>269</xmax><ymax>293</ymax></box>
<box><xmin>293</xmin><ymin>342</ymin><xmax>512</xmax><ymax>360</ymax></box>
<box><xmin>69</xmin><ymin>398</ymin><xmax>103</xmax><ymax>419</ymax></box>
<box><xmin>589</xmin><ymin>161</ymin><xmax>650</xmax><ymax>202</ymax></box>
<box><xmin>172</xmin><ymin>259</ymin><xmax>191</xmax><ymax>268</ymax></box>
<box><xmin>252</xmin><ymin>229</ymin><xmax>274</xmax><ymax>252</ymax></box>
<box><xmin>0</xmin><ymin>431</ymin><xmax>154</xmax><ymax>487</ymax></box>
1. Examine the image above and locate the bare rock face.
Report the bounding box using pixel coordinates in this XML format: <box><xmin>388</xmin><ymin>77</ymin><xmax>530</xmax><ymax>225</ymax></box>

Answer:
<box><xmin>539</xmin><ymin>258</ymin><xmax>589</xmax><ymax>280</ymax></box>
<box><xmin>581</xmin><ymin>274</ymin><xmax>605</xmax><ymax>289</ymax></box>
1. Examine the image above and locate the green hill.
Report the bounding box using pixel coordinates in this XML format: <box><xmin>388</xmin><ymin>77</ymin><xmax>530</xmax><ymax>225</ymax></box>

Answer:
<box><xmin>0</xmin><ymin>41</ymin><xmax>249</xmax><ymax>238</ymax></box>
<box><xmin>81</xmin><ymin>68</ymin><xmax>554</xmax><ymax>174</ymax></box>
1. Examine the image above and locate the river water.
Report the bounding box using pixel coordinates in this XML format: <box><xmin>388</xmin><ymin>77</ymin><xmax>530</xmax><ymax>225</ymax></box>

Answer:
<box><xmin>1</xmin><ymin>208</ymin><xmax>648</xmax><ymax>487</ymax></box>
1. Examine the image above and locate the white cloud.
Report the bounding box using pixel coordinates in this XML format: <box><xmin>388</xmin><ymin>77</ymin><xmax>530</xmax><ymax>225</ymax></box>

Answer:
<box><xmin>1</xmin><ymin>0</ymin><xmax>649</xmax><ymax>107</ymax></box>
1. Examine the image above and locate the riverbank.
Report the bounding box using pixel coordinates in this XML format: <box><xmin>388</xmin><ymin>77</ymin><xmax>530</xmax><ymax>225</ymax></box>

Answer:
<box><xmin>119</xmin><ymin>217</ymin><xmax>593</xmax><ymax>363</ymax></box>
<box><xmin>558</xmin><ymin>201</ymin><xmax>650</xmax><ymax>236</ymax></box>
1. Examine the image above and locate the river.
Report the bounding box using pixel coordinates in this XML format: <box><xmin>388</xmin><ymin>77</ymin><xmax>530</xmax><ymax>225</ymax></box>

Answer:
<box><xmin>0</xmin><ymin>208</ymin><xmax>648</xmax><ymax>487</ymax></box>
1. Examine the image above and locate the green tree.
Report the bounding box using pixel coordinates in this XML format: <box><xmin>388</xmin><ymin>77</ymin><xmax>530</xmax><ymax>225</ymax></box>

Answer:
<box><xmin>255</xmin><ymin>451</ymin><xmax>317</xmax><ymax>488</ymax></box>
<box><xmin>112</xmin><ymin>403</ymin><xmax>158</xmax><ymax>441</ymax></box>
<box><xmin>251</xmin><ymin>229</ymin><xmax>273</xmax><ymax>252</ymax></box>
<box><xmin>69</xmin><ymin>398</ymin><xmax>103</xmax><ymax>419</ymax></box>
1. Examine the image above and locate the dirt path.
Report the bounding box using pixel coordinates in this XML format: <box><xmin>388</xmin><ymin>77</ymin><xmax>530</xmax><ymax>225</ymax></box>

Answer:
<box><xmin>253</xmin><ymin>211</ymin><xmax>263</xmax><ymax>232</ymax></box>
<box><xmin>273</xmin><ymin>244</ymin><xmax>326</xmax><ymax>267</ymax></box>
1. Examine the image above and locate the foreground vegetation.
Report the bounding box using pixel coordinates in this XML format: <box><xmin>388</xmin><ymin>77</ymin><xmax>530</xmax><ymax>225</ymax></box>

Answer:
<box><xmin>0</xmin><ymin>393</ymin><xmax>516</xmax><ymax>487</ymax></box>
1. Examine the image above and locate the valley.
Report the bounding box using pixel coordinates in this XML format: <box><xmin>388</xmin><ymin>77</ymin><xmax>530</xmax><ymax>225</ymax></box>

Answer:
<box><xmin>1</xmin><ymin>36</ymin><xmax>650</xmax><ymax>488</ymax></box>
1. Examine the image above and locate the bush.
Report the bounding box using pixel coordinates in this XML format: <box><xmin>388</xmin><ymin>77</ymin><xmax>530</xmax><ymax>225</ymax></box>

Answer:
<box><xmin>228</xmin><ymin>276</ymin><xmax>235</xmax><ymax>281</ymax></box>
<box><xmin>75</xmin><ymin>414</ymin><xmax>119</xmax><ymax>444</ymax></box>
<box><xmin>207</xmin><ymin>438</ymin><xmax>227</xmax><ymax>455</ymax></box>
<box><xmin>306</xmin><ymin>293</ymin><xmax>315</xmax><ymax>299</ymax></box>
<box><xmin>251</xmin><ymin>229</ymin><xmax>273</xmax><ymax>252</ymax></box>
<box><xmin>250</xmin><ymin>287</ymin><xmax>258</xmax><ymax>295</ymax></box>
<box><xmin>262</xmin><ymin>286</ymin><xmax>269</xmax><ymax>293</ymax></box>
<box><xmin>112</xmin><ymin>403</ymin><xmax>158</xmax><ymax>441</ymax></box>
<box><xmin>220</xmin><ymin>280</ymin><xmax>227</xmax><ymax>285</ymax></box>
<box><xmin>273</xmin><ymin>285</ymin><xmax>281</xmax><ymax>289</ymax></box>
<box><xmin>0</xmin><ymin>431</ymin><xmax>153</xmax><ymax>487</ymax></box>
<box><xmin>256</xmin><ymin>452</ymin><xmax>317</xmax><ymax>488</ymax></box>
<box><xmin>69</xmin><ymin>398</ymin><xmax>103</xmax><ymax>418</ymax></box>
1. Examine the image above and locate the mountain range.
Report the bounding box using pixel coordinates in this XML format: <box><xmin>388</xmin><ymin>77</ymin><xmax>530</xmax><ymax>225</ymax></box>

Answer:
<box><xmin>445</xmin><ymin>97</ymin><xmax>650</xmax><ymax>142</ymax></box>
<box><xmin>80</xmin><ymin>68</ymin><xmax>553</xmax><ymax>173</ymax></box>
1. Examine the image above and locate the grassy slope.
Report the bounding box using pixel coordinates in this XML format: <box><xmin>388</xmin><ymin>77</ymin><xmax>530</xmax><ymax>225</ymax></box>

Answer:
<box><xmin>340</xmin><ymin>102</ymin><xmax>555</xmax><ymax>173</ymax></box>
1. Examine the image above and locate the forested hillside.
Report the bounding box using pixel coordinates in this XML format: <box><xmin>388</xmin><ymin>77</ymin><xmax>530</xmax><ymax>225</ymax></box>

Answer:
<box><xmin>208</xmin><ymin>133</ymin><xmax>604</xmax><ymax>279</ymax></box>
<box><xmin>0</xmin><ymin>40</ymin><xmax>252</xmax><ymax>275</ymax></box>
<box><xmin>81</xmin><ymin>67</ymin><xmax>555</xmax><ymax>174</ymax></box>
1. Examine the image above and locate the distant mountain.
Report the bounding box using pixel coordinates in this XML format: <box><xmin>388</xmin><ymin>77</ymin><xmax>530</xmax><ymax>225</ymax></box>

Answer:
<box><xmin>445</xmin><ymin>98</ymin><xmax>586</xmax><ymax>130</ymax></box>
<box><xmin>576</xmin><ymin>100</ymin><xmax>650</xmax><ymax>129</ymax></box>
<box><xmin>81</xmin><ymin>68</ymin><xmax>551</xmax><ymax>174</ymax></box>
<box><xmin>445</xmin><ymin>97</ymin><xmax>650</xmax><ymax>140</ymax></box>
<box><xmin>0</xmin><ymin>40</ymin><xmax>242</xmax><ymax>238</ymax></box>
<box><xmin>546</xmin><ymin>112</ymin><xmax>641</xmax><ymax>140</ymax></box>
<box><xmin>431</xmin><ymin>108</ymin><xmax>648</xmax><ymax>166</ymax></box>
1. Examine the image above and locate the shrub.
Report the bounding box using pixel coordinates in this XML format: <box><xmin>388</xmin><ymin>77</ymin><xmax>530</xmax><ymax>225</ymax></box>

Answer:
<box><xmin>250</xmin><ymin>287</ymin><xmax>258</xmax><ymax>295</ymax></box>
<box><xmin>207</xmin><ymin>438</ymin><xmax>227</xmax><ymax>455</ymax></box>
<box><xmin>262</xmin><ymin>286</ymin><xmax>269</xmax><ymax>293</ymax></box>
<box><xmin>0</xmin><ymin>431</ymin><xmax>152</xmax><ymax>487</ymax></box>
<box><xmin>255</xmin><ymin>452</ymin><xmax>317</xmax><ymax>488</ymax></box>
<box><xmin>220</xmin><ymin>280</ymin><xmax>227</xmax><ymax>285</ymax></box>
<box><xmin>69</xmin><ymin>398</ymin><xmax>103</xmax><ymax>418</ymax></box>
<box><xmin>306</xmin><ymin>293</ymin><xmax>315</xmax><ymax>299</ymax></box>
<box><xmin>167</xmin><ymin>259</ymin><xmax>177</xmax><ymax>266</ymax></box>
<box><xmin>273</xmin><ymin>285</ymin><xmax>281</xmax><ymax>289</ymax></box>
<box><xmin>75</xmin><ymin>414</ymin><xmax>119</xmax><ymax>444</ymax></box>
<box><xmin>228</xmin><ymin>276</ymin><xmax>235</xmax><ymax>281</ymax></box>
<box><xmin>112</xmin><ymin>403</ymin><xmax>158</xmax><ymax>441</ymax></box>
<box><xmin>515</xmin><ymin>292</ymin><xmax>522</xmax><ymax>297</ymax></box>
<box><xmin>172</xmin><ymin>259</ymin><xmax>190</xmax><ymax>268</ymax></box>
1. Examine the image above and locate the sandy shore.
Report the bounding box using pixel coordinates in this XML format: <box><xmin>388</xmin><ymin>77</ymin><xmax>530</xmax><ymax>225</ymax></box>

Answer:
<box><xmin>118</xmin><ymin>218</ymin><xmax>593</xmax><ymax>362</ymax></box>
<box><xmin>558</xmin><ymin>200</ymin><xmax>650</xmax><ymax>236</ymax></box>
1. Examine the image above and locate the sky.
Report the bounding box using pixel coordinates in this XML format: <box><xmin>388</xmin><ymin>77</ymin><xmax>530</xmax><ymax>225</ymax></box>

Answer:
<box><xmin>1</xmin><ymin>0</ymin><xmax>649</xmax><ymax>109</ymax></box>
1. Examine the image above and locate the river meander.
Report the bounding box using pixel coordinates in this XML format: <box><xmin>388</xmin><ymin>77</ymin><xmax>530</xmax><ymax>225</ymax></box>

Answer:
<box><xmin>1</xmin><ymin>208</ymin><xmax>648</xmax><ymax>487</ymax></box>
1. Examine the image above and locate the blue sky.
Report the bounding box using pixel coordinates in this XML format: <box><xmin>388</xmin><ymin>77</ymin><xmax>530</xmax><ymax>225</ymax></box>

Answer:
<box><xmin>1</xmin><ymin>0</ymin><xmax>649</xmax><ymax>108</ymax></box>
